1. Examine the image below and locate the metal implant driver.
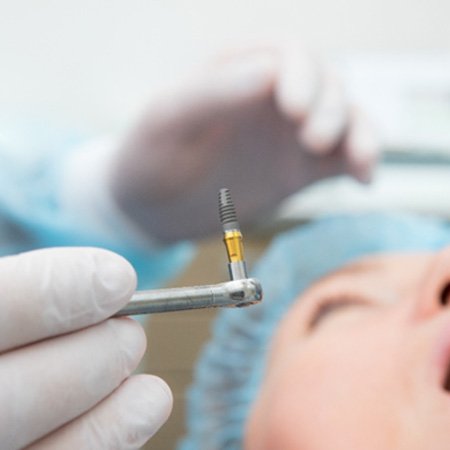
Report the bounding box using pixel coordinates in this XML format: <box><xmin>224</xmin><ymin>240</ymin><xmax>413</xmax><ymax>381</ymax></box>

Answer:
<box><xmin>114</xmin><ymin>189</ymin><xmax>262</xmax><ymax>316</ymax></box>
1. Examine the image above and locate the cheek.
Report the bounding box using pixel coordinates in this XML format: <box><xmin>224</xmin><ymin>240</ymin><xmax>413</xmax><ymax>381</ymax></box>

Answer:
<box><xmin>246</xmin><ymin>329</ymin><xmax>406</xmax><ymax>449</ymax></box>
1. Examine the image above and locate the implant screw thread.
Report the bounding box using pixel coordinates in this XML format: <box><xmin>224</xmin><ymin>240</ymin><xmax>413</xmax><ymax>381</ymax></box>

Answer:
<box><xmin>218</xmin><ymin>188</ymin><xmax>239</xmax><ymax>229</ymax></box>
<box><xmin>218</xmin><ymin>188</ymin><xmax>248</xmax><ymax>280</ymax></box>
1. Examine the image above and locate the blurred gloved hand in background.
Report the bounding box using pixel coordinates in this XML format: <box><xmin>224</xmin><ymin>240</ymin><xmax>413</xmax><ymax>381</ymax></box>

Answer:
<box><xmin>0</xmin><ymin>247</ymin><xmax>172</xmax><ymax>450</ymax></box>
<box><xmin>105</xmin><ymin>44</ymin><xmax>379</xmax><ymax>242</ymax></box>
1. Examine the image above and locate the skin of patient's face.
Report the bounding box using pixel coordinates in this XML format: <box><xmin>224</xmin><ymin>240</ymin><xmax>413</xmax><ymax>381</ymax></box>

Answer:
<box><xmin>245</xmin><ymin>248</ymin><xmax>450</xmax><ymax>450</ymax></box>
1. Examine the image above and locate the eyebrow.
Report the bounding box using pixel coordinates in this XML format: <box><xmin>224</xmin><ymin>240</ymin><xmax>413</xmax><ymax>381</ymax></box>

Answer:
<box><xmin>320</xmin><ymin>259</ymin><xmax>382</xmax><ymax>283</ymax></box>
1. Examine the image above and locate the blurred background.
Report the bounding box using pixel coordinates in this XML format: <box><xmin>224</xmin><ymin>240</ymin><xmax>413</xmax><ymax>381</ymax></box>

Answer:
<box><xmin>1</xmin><ymin>0</ymin><xmax>450</xmax><ymax>220</ymax></box>
<box><xmin>1</xmin><ymin>0</ymin><xmax>449</xmax><ymax>135</ymax></box>
<box><xmin>1</xmin><ymin>1</ymin><xmax>449</xmax><ymax>448</ymax></box>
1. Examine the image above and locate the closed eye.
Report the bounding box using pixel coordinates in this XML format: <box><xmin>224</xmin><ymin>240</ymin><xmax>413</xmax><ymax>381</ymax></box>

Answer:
<box><xmin>308</xmin><ymin>298</ymin><xmax>369</xmax><ymax>330</ymax></box>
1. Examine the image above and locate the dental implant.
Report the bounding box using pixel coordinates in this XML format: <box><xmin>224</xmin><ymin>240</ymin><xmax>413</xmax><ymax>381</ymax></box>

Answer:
<box><xmin>110</xmin><ymin>188</ymin><xmax>262</xmax><ymax>316</ymax></box>
<box><xmin>219</xmin><ymin>188</ymin><xmax>248</xmax><ymax>280</ymax></box>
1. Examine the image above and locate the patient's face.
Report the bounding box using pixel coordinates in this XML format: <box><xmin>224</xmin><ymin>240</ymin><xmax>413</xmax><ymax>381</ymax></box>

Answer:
<box><xmin>245</xmin><ymin>248</ymin><xmax>450</xmax><ymax>450</ymax></box>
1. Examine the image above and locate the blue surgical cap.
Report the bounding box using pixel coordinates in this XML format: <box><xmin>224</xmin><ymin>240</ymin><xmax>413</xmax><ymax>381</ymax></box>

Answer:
<box><xmin>178</xmin><ymin>213</ymin><xmax>450</xmax><ymax>450</ymax></box>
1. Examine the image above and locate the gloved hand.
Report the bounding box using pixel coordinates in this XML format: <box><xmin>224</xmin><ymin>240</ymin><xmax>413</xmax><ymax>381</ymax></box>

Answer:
<box><xmin>0</xmin><ymin>247</ymin><xmax>172</xmax><ymax>450</ymax></box>
<box><xmin>108</xmin><ymin>44</ymin><xmax>379</xmax><ymax>243</ymax></box>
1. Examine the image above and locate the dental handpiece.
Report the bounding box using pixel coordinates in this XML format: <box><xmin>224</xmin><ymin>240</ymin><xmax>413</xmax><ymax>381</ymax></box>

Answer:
<box><xmin>114</xmin><ymin>189</ymin><xmax>263</xmax><ymax>316</ymax></box>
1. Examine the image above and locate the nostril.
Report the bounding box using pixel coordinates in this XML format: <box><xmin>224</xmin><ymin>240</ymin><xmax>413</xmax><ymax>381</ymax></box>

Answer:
<box><xmin>440</xmin><ymin>283</ymin><xmax>450</xmax><ymax>306</ymax></box>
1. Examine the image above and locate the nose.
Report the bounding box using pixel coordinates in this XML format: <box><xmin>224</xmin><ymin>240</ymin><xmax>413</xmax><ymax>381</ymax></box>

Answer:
<box><xmin>411</xmin><ymin>247</ymin><xmax>450</xmax><ymax>320</ymax></box>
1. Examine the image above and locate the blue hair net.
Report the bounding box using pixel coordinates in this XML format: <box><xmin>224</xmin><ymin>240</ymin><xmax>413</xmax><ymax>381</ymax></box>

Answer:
<box><xmin>178</xmin><ymin>213</ymin><xmax>450</xmax><ymax>450</ymax></box>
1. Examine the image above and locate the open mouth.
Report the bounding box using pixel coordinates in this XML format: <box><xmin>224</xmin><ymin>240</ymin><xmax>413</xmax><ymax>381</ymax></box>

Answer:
<box><xmin>432</xmin><ymin>321</ymin><xmax>450</xmax><ymax>395</ymax></box>
<box><xmin>443</xmin><ymin>366</ymin><xmax>450</xmax><ymax>392</ymax></box>
<box><xmin>442</xmin><ymin>348</ymin><xmax>450</xmax><ymax>392</ymax></box>
<box><xmin>436</xmin><ymin>323</ymin><xmax>450</xmax><ymax>394</ymax></box>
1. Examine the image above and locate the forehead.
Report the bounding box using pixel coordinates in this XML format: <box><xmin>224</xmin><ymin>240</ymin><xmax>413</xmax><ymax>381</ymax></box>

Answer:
<box><xmin>305</xmin><ymin>252</ymin><xmax>433</xmax><ymax>299</ymax></box>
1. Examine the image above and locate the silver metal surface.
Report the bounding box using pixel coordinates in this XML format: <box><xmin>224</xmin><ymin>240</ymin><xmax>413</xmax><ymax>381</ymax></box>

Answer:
<box><xmin>114</xmin><ymin>278</ymin><xmax>262</xmax><ymax>316</ymax></box>
<box><xmin>228</xmin><ymin>261</ymin><xmax>248</xmax><ymax>280</ymax></box>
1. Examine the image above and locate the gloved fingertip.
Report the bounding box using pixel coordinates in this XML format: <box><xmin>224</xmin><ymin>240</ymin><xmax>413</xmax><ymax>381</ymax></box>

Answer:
<box><xmin>95</xmin><ymin>249</ymin><xmax>137</xmax><ymax>306</ymax></box>
<box><xmin>353</xmin><ymin>165</ymin><xmax>374</xmax><ymax>184</ymax></box>
<box><xmin>345</xmin><ymin>108</ymin><xmax>381</xmax><ymax>180</ymax></box>
<box><xmin>147</xmin><ymin>374</ymin><xmax>174</xmax><ymax>407</ymax></box>
<box><xmin>109</xmin><ymin>318</ymin><xmax>147</xmax><ymax>368</ymax></box>
<box><xmin>274</xmin><ymin>49</ymin><xmax>317</xmax><ymax>122</ymax></box>
<box><xmin>275</xmin><ymin>84</ymin><xmax>312</xmax><ymax>124</ymax></box>
<box><xmin>211</xmin><ymin>52</ymin><xmax>276</xmax><ymax>101</ymax></box>
<box><xmin>136</xmin><ymin>374</ymin><xmax>173</xmax><ymax>439</ymax></box>
<box><xmin>347</xmin><ymin>141</ymin><xmax>380</xmax><ymax>184</ymax></box>
<box><xmin>348</xmin><ymin>140</ymin><xmax>380</xmax><ymax>183</ymax></box>
<box><xmin>298</xmin><ymin>126</ymin><xmax>335</xmax><ymax>156</ymax></box>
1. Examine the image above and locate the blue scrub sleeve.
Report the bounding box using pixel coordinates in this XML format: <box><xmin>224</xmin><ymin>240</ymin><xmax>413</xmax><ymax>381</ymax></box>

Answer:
<box><xmin>0</xmin><ymin>122</ymin><xmax>194</xmax><ymax>288</ymax></box>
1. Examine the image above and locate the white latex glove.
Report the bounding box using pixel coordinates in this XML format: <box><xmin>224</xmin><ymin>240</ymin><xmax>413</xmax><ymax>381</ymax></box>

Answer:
<box><xmin>109</xmin><ymin>44</ymin><xmax>379</xmax><ymax>242</ymax></box>
<box><xmin>0</xmin><ymin>247</ymin><xmax>172</xmax><ymax>450</ymax></box>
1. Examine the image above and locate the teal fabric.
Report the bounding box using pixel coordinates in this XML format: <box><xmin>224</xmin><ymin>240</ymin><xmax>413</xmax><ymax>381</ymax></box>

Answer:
<box><xmin>0</xmin><ymin>122</ymin><xmax>194</xmax><ymax>288</ymax></box>
<box><xmin>178</xmin><ymin>213</ymin><xmax>450</xmax><ymax>450</ymax></box>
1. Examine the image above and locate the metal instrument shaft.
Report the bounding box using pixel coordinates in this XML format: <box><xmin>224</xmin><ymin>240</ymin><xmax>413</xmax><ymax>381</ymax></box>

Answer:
<box><xmin>114</xmin><ymin>278</ymin><xmax>262</xmax><ymax>316</ymax></box>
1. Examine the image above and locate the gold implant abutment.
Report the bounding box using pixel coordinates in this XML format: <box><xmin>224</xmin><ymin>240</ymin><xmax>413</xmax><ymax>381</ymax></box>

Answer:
<box><xmin>218</xmin><ymin>188</ymin><xmax>248</xmax><ymax>280</ymax></box>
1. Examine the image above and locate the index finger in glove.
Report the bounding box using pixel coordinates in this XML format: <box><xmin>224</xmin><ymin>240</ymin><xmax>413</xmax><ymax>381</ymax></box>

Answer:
<box><xmin>0</xmin><ymin>247</ymin><xmax>136</xmax><ymax>353</ymax></box>
<box><xmin>274</xmin><ymin>43</ymin><xmax>320</xmax><ymax>122</ymax></box>
<box><xmin>298</xmin><ymin>70</ymin><xmax>348</xmax><ymax>155</ymax></box>
<box><xmin>343</xmin><ymin>106</ymin><xmax>381</xmax><ymax>183</ymax></box>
